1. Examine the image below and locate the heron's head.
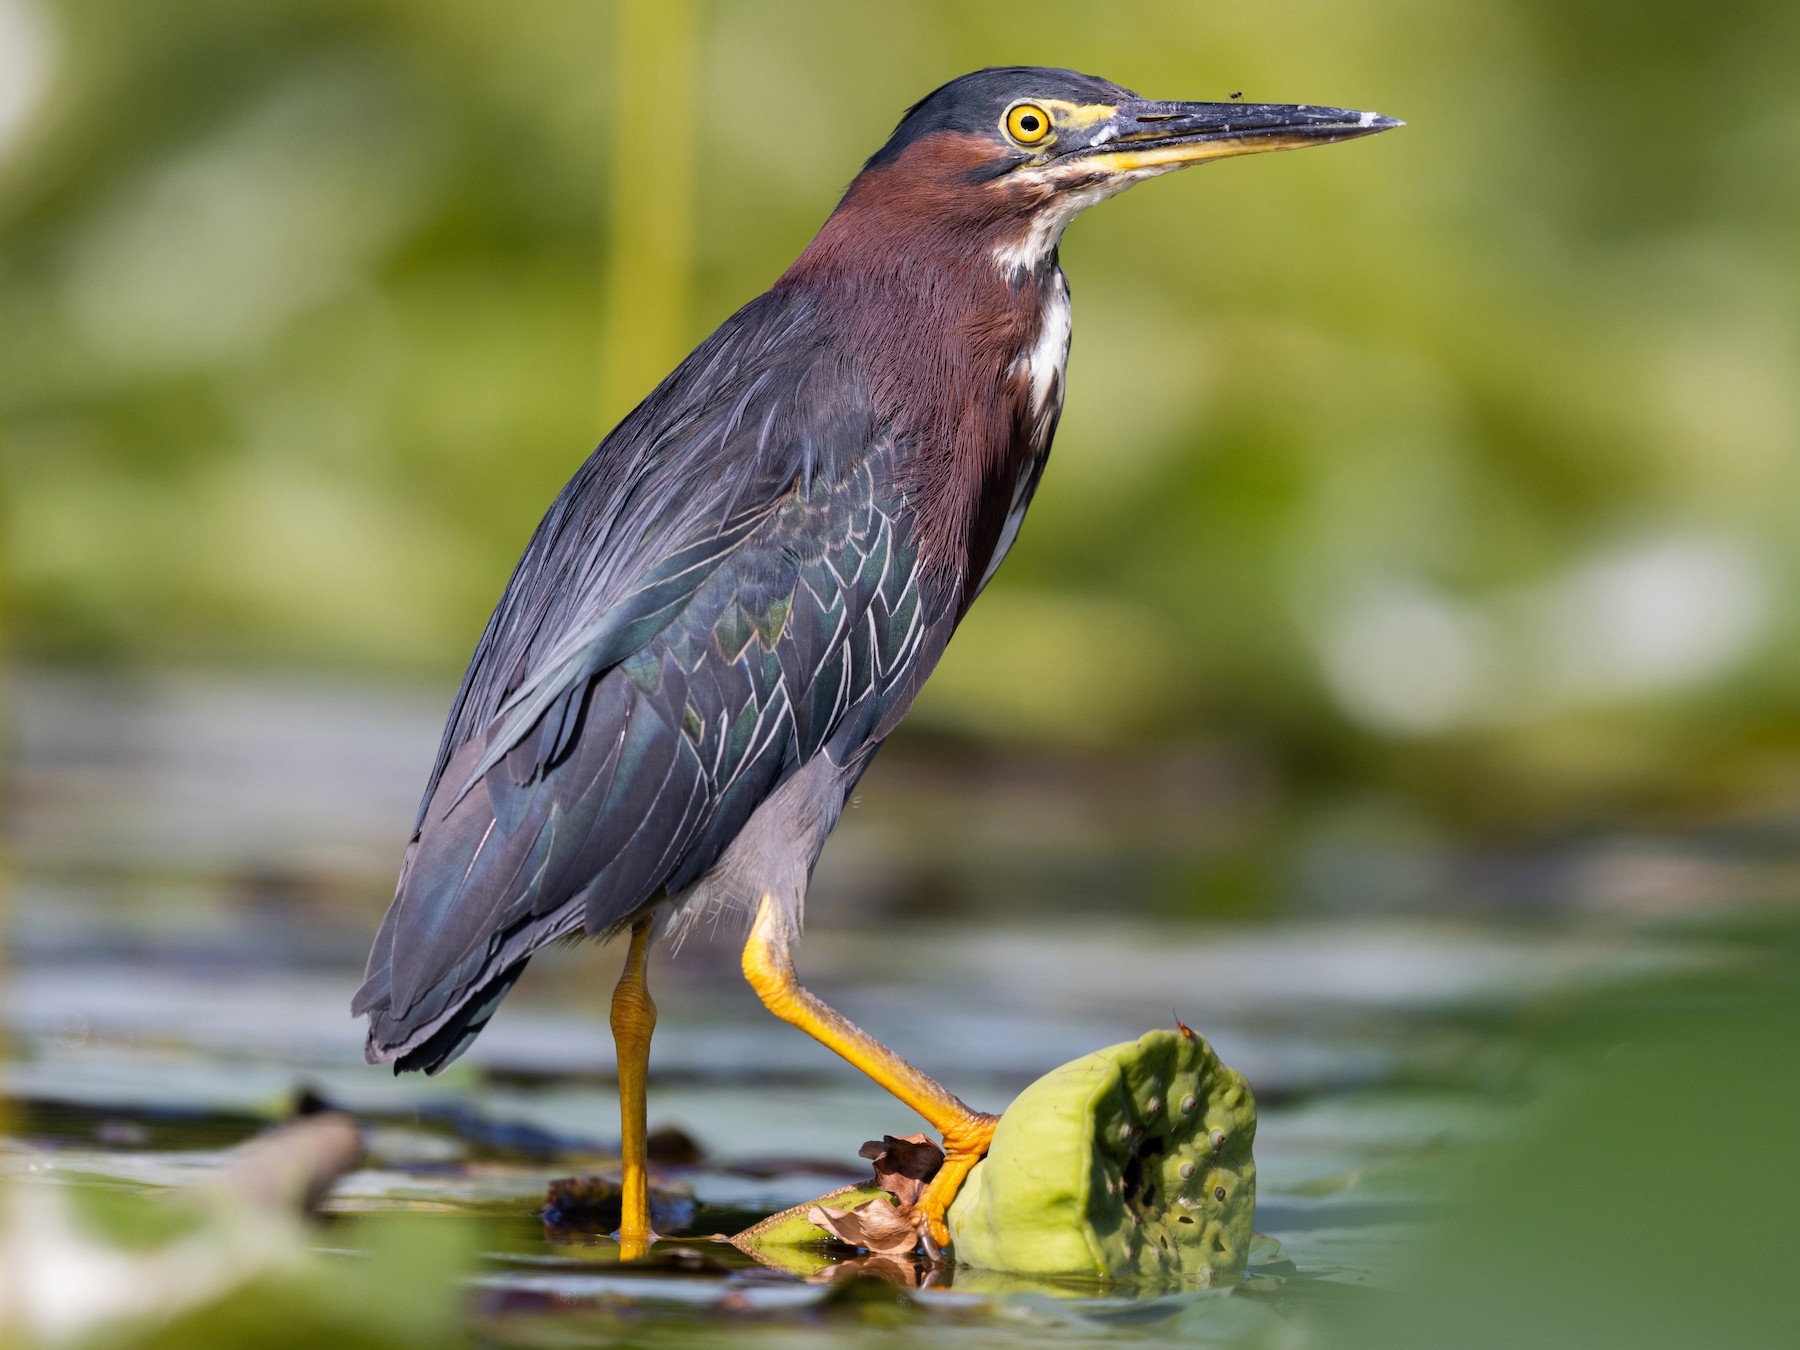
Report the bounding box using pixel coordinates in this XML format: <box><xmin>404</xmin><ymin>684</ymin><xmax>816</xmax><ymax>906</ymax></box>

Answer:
<box><xmin>829</xmin><ymin>66</ymin><xmax>1400</xmax><ymax>277</ymax></box>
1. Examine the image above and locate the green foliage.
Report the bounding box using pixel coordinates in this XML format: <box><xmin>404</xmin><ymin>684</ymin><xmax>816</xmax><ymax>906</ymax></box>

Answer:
<box><xmin>3</xmin><ymin>0</ymin><xmax>1798</xmax><ymax>825</ymax></box>
<box><xmin>62</xmin><ymin>1176</ymin><xmax>215</xmax><ymax>1251</ymax></box>
<box><xmin>136</xmin><ymin>1213</ymin><xmax>482</xmax><ymax>1350</ymax></box>
<box><xmin>1328</xmin><ymin>913</ymin><xmax>1800</xmax><ymax>1348</ymax></box>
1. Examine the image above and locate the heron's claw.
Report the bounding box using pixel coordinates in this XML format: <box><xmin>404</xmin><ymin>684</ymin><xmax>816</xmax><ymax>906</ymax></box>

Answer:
<box><xmin>912</xmin><ymin>1112</ymin><xmax>999</xmax><ymax>1250</ymax></box>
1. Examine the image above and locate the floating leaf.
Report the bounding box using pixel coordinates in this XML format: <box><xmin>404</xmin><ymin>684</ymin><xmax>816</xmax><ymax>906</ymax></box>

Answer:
<box><xmin>731</xmin><ymin>1133</ymin><xmax>942</xmax><ymax>1261</ymax></box>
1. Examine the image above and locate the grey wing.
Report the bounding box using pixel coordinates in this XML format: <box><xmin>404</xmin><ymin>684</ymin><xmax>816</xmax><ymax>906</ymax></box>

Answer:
<box><xmin>352</xmin><ymin>308</ymin><xmax>941</xmax><ymax>1072</ymax></box>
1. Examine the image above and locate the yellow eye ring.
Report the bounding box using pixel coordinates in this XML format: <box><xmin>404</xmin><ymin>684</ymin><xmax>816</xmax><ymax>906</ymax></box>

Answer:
<box><xmin>1004</xmin><ymin>103</ymin><xmax>1053</xmax><ymax>146</ymax></box>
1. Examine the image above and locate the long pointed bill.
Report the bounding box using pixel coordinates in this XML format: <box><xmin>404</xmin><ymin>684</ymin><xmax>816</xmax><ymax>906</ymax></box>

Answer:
<box><xmin>1071</xmin><ymin>100</ymin><xmax>1401</xmax><ymax>175</ymax></box>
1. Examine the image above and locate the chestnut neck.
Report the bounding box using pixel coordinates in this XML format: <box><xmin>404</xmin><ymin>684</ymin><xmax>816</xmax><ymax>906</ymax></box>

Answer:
<box><xmin>776</xmin><ymin>132</ymin><xmax>1063</xmax><ymax>599</ymax></box>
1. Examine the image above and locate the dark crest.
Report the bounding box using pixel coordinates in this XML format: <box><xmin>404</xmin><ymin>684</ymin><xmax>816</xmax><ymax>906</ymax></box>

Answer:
<box><xmin>864</xmin><ymin>65</ymin><xmax>1135</xmax><ymax>170</ymax></box>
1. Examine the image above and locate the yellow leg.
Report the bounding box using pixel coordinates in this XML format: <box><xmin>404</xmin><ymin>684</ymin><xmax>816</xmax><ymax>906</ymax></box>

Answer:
<box><xmin>741</xmin><ymin>895</ymin><xmax>997</xmax><ymax>1248</ymax></box>
<box><xmin>609</xmin><ymin>916</ymin><xmax>658</xmax><ymax>1260</ymax></box>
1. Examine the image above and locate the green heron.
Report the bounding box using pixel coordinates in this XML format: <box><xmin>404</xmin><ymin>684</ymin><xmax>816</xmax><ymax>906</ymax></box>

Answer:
<box><xmin>354</xmin><ymin>66</ymin><xmax>1398</xmax><ymax>1255</ymax></box>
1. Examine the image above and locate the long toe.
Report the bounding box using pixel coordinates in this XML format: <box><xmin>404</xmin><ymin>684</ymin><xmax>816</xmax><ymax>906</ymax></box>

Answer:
<box><xmin>915</xmin><ymin>1114</ymin><xmax>1000</xmax><ymax>1249</ymax></box>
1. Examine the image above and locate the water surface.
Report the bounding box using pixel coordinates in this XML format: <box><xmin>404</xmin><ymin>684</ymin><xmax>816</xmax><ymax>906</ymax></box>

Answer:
<box><xmin>4</xmin><ymin>668</ymin><xmax>1779</xmax><ymax>1344</ymax></box>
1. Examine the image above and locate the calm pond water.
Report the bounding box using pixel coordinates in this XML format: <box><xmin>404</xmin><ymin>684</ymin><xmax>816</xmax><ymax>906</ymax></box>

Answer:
<box><xmin>4</xmin><ymin>668</ymin><xmax>1792</xmax><ymax>1345</ymax></box>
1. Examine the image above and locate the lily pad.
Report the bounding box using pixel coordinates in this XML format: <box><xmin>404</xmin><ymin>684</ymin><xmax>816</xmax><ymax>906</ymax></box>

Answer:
<box><xmin>947</xmin><ymin>1027</ymin><xmax>1256</xmax><ymax>1284</ymax></box>
<box><xmin>727</xmin><ymin>1182</ymin><xmax>894</xmax><ymax>1276</ymax></box>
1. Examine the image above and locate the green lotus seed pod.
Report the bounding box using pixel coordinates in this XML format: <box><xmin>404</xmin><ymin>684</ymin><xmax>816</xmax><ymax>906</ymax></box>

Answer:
<box><xmin>947</xmin><ymin>1028</ymin><xmax>1256</xmax><ymax>1284</ymax></box>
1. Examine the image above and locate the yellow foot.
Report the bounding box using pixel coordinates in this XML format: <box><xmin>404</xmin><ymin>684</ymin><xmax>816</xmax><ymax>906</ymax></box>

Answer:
<box><xmin>739</xmin><ymin>894</ymin><xmax>999</xmax><ymax>1253</ymax></box>
<box><xmin>914</xmin><ymin>1112</ymin><xmax>999</xmax><ymax>1249</ymax></box>
<box><xmin>615</xmin><ymin>1226</ymin><xmax>658</xmax><ymax>1262</ymax></box>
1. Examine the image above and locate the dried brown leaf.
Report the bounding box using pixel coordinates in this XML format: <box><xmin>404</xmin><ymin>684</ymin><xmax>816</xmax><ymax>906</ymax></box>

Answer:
<box><xmin>856</xmin><ymin>1133</ymin><xmax>943</xmax><ymax>1209</ymax></box>
<box><xmin>805</xmin><ymin>1196</ymin><xmax>919</xmax><ymax>1255</ymax></box>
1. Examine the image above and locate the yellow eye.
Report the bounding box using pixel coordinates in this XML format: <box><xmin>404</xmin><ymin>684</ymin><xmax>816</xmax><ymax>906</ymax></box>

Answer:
<box><xmin>1005</xmin><ymin>103</ymin><xmax>1052</xmax><ymax>145</ymax></box>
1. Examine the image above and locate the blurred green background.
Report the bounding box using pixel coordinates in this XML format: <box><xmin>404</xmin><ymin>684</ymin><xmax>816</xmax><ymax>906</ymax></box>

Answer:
<box><xmin>4</xmin><ymin>7</ymin><xmax>1799</xmax><ymax>1344</ymax></box>
<box><xmin>4</xmin><ymin>0</ymin><xmax>1799</xmax><ymax>835</ymax></box>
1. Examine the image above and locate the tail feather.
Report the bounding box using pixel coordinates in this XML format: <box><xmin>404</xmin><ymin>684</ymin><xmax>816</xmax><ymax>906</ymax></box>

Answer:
<box><xmin>351</xmin><ymin>660</ymin><xmax>755</xmax><ymax>1073</ymax></box>
<box><xmin>388</xmin><ymin>961</ymin><xmax>528</xmax><ymax>1075</ymax></box>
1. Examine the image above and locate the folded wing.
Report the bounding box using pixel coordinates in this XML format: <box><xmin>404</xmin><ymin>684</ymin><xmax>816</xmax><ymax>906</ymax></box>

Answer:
<box><xmin>352</xmin><ymin>290</ymin><xmax>939</xmax><ymax>1071</ymax></box>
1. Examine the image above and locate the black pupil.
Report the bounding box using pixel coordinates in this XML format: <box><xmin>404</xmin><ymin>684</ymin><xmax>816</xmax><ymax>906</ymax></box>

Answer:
<box><xmin>1020</xmin><ymin>114</ymin><xmax>1039</xmax><ymax>133</ymax></box>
